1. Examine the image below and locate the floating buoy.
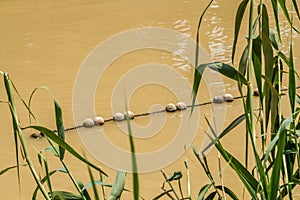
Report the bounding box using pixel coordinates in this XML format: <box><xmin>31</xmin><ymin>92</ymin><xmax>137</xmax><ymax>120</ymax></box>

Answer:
<box><xmin>213</xmin><ymin>96</ymin><xmax>224</xmax><ymax>104</ymax></box>
<box><xmin>93</xmin><ymin>116</ymin><xmax>104</xmax><ymax>125</ymax></box>
<box><xmin>31</xmin><ymin>132</ymin><xmax>43</xmax><ymax>139</ymax></box>
<box><xmin>83</xmin><ymin>118</ymin><xmax>94</xmax><ymax>128</ymax></box>
<box><xmin>113</xmin><ymin>112</ymin><xmax>125</xmax><ymax>121</ymax></box>
<box><xmin>176</xmin><ymin>102</ymin><xmax>187</xmax><ymax>110</ymax></box>
<box><xmin>223</xmin><ymin>93</ymin><xmax>234</xmax><ymax>102</ymax></box>
<box><xmin>165</xmin><ymin>103</ymin><xmax>177</xmax><ymax>112</ymax></box>
<box><xmin>124</xmin><ymin>111</ymin><xmax>135</xmax><ymax>119</ymax></box>
<box><xmin>253</xmin><ymin>88</ymin><xmax>259</xmax><ymax>96</ymax></box>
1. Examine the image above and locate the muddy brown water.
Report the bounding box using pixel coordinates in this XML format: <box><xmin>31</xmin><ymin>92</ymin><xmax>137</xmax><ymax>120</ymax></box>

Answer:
<box><xmin>0</xmin><ymin>0</ymin><xmax>299</xmax><ymax>199</ymax></box>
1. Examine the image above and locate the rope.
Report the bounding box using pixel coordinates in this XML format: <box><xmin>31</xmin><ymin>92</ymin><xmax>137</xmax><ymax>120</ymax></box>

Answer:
<box><xmin>31</xmin><ymin>86</ymin><xmax>298</xmax><ymax>138</ymax></box>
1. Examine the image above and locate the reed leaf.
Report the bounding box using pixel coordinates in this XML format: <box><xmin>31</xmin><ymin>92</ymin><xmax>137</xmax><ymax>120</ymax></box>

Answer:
<box><xmin>232</xmin><ymin>0</ymin><xmax>249</xmax><ymax>63</ymax></box>
<box><xmin>288</xmin><ymin>38</ymin><xmax>296</xmax><ymax>114</ymax></box>
<box><xmin>192</xmin><ymin>62</ymin><xmax>248</xmax><ymax>110</ymax></box>
<box><xmin>3</xmin><ymin>73</ymin><xmax>21</xmax><ymax>188</ymax></box>
<box><xmin>269</xmin><ymin>29</ymin><xmax>279</xmax><ymax>50</ymax></box>
<box><xmin>4</xmin><ymin>73</ymin><xmax>51</xmax><ymax>199</ymax></box>
<box><xmin>43</xmin><ymin>158</ymin><xmax>53</xmax><ymax>195</ymax></box>
<box><xmin>197</xmin><ymin>183</ymin><xmax>213</xmax><ymax>200</ymax></box>
<box><xmin>292</xmin><ymin>0</ymin><xmax>300</xmax><ymax>19</ymax></box>
<box><xmin>252</xmin><ymin>36</ymin><xmax>263</xmax><ymax>104</ymax></box>
<box><xmin>271</xmin><ymin>0</ymin><xmax>281</xmax><ymax>41</ymax></box>
<box><xmin>51</xmin><ymin>191</ymin><xmax>82</xmax><ymax>200</ymax></box>
<box><xmin>0</xmin><ymin>164</ymin><xmax>27</xmax><ymax>175</ymax></box>
<box><xmin>167</xmin><ymin>171</ymin><xmax>182</xmax><ymax>182</ymax></box>
<box><xmin>54</xmin><ymin>100</ymin><xmax>65</xmax><ymax>160</ymax></box>
<box><xmin>264</xmin><ymin>116</ymin><xmax>293</xmax><ymax>167</ymax></box>
<box><xmin>268</xmin><ymin>129</ymin><xmax>287</xmax><ymax>199</ymax></box>
<box><xmin>110</xmin><ymin>170</ymin><xmax>126</xmax><ymax>200</ymax></box>
<box><xmin>152</xmin><ymin>189</ymin><xmax>173</xmax><ymax>200</ymax></box>
<box><xmin>23</xmin><ymin>125</ymin><xmax>107</xmax><ymax>176</ymax></box>
<box><xmin>77</xmin><ymin>180</ymin><xmax>91</xmax><ymax>200</ymax></box>
<box><xmin>238</xmin><ymin>46</ymin><xmax>249</xmax><ymax>76</ymax></box>
<box><xmin>192</xmin><ymin>0</ymin><xmax>214</xmax><ymax>114</ymax></box>
<box><xmin>205</xmin><ymin>120</ymin><xmax>259</xmax><ymax>198</ymax></box>
<box><xmin>87</xmin><ymin>165</ymin><xmax>99</xmax><ymax>200</ymax></box>
<box><xmin>32</xmin><ymin>170</ymin><xmax>57</xmax><ymax>200</ymax></box>
<box><xmin>202</xmin><ymin>114</ymin><xmax>246</xmax><ymax>153</ymax></box>
<box><xmin>215</xmin><ymin>186</ymin><xmax>238</xmax><ymax>200</ymax></box>
<box><xmin>125</xmin><ymin>105</ymin><xmax>139</xmax><ymax>200</ymax></box>
<box><xmin>82</xmin><ymin>181</ymin><xmax>112</xmax><ymax>191</ymax></box>
<box><xmin>214</xmin><ymin>141</ymin><xmax>259</xmax><ymax>199</ymax></box>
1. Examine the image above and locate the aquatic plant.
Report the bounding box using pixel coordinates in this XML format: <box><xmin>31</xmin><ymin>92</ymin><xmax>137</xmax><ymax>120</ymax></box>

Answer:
<box><xmin>0</xmin><ymin>0</ymin><xmax>299</xmax><ymax>199</ymax></box>
<box><xmin>190</xmin><ymin>0</ymin><xmax>300</xmax><ymax>199</ymax></box>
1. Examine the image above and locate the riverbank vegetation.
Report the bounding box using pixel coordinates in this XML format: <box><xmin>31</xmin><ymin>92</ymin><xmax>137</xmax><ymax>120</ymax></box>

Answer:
<box><xmin>1</xmin><ymin>0</ymin><xmax>299</xmax><ymax>199</ymax></box>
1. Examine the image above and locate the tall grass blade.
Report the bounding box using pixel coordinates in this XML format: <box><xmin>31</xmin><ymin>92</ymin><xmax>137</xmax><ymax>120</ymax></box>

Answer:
<box><xmin>278</xmin><ymin>0</ymin><xmax>292</xmax><ymax>27</ymax></box>
<box><xmin>206</xmin><ymin>118</ymin><xmax>260</xmax><ymax>198</ymax></box>
<box><xmin>43</xmin><ymin>158</ymin><xmax>53</xmax><ymax>195</ymax></box>
<box><xmin>195</xmin><ymin>0</ymin><xmax>214</xmax><ymax>67</ymax></box>
<box><xmin>54</xmin><ymin>100</ymin><xmax>65</xmax><ymax>160</ymax></box>
<box><xmin>82</xmin><ymin>180</ymin><xmax>112</xmax><ymax>191</ymax></box>
<box><xmin>10</xmin><ymin>80</ymin><xmax>38</xmax><ymax>123</ymax></box>
<box><xmin>271</xmin><ymin>0</ymin><xmax>281</xmax><ymax>41</ymax></box>
<box><xmin>87</xmin><ymin>164</ymin><xmax>99</xmax><ymax>200</ymax></box>
<box><xmin>152</xmin><ymin>190</ymin><xmax>173</xmax><ymax>200</ymax></box>
<box><xmin>32</xmin><ymin>170</ymin><xmax>57</xmax><ymax>200</ymax></box>
<box><xmin>77</xmin><ymin>180</ymin><xmax>91</xmax><ymax>200</ymax></box>
<box><xmin>50</xmin><ymin>191</ymin><xmax>82</xmax><ymax>200</ymax></box>
<box><xmin>3</xmin><ymin>73</ymin><xmax>21</xmax><ymax>189</ymax></box>
<box><xmin>197</xmin><ymin>183</ymin><xmax>213</xmax><ymax>200</ymax></box>
<box><xmin>264</xmin><ymin>116</ymin><xmax>294</xmax><ymax>167</ymax></box>
<box><xmin>232</xmin><ymin>0</ymin><xmax>249</xmax><ymax>63</ymax></box>
<box><xmin>192</xmin><ymin>0</ymin><xmax>214</xmax><ymax>114</ymax></box>
<box><xmin>215</xmin><ymin>186</ymin><xmax>238</xmax><ymax>200</ymax></box>
<box><xmin>269</xmin><ymin>29</ymin><xmax>279</xmax><ymax>50</ymax></box>
<box><xmin>0</xmin><ymin>164</ymin><xmax>27</xmax><ymax>175</ymax></box>
<box><xmin>252</xmin><ymin>36</ymin><xmax>263</xmax><ymax>104</ymax></box>
<box><xmin>192</xmin><ymin>62</ymin><xmax>248</xmax><ymax>111</ymax></box>
<box><xmin>292</xmin><ymin>0</ymin><xmax>300</xmax><ymax>19</ymax></box>
<box><xmin>214</xmin><ymin>141</ymin><xmax>259</xmax><ymax>199</ymax></box>
<box><xmin>110</xmin><ymin>170</ymin><xmax>126</xmax><ymax>200</ymax></box>
<box><xmin>238</xmin><ymin>46</ymin><xmax>249</xmax><ymax>75</ymax></box>
<box><xmin>288</xmin><ymin>37</ymin><xmax>296</xmax><ymax>114</ymax></box>
<box><xmin>268</xmin><ymin>129</ymin><xmax>287</xmax><ymax>199</ymax></box>
<box><xmin>23</xmin><ymin>125</ymin><xmax>108</xmax><ymax>176</ymax></box>
<box><xmin>199</xmin><ymin>185</ymin><xmax>239</xmax><ymax>200</ymax></box>
<box><xmin>202</xmin><ymin>62</ymin><xmax>248</xmax><ymax>84</ymax></box>
<box><xmin>202</xmin><ymin>113</ymin><xmax>246</xmax><ymax>153</ymax></box>
<box><xmin>4</xmin><ymin>73</ymin><xmax>51</xmax><ymax>199</ymax></box>
<box><xmin>125</xmin><ymin>106</ymin><xmax>139</xmax><ymax>200</ymax></box>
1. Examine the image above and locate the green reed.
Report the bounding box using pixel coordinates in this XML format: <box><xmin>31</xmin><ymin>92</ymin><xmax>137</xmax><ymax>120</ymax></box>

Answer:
<box><xmin>1</xmin><ymin>0</ymin><xmax>300</xmax><ymax>199</ymax></box>
<box><xmin>191</xmin><ymin>0</ymin><xmax>300</xmax><ymax>199</ymax></box>
<box><xmin>0</xmin><ymin>73</ymin><xmax>130</xmax><ymax>199</ymax></box>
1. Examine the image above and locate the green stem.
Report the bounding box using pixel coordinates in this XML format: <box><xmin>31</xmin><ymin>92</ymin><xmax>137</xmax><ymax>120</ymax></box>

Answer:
<box><xmin>4</xmin><ymin>74</ymin><xmax>51</xmax><ymax>200</ymax></box>
<box><xmin>247</xmin><ymin>0</ymin><xmax>256</xmax><ymax>145</ymax></box>
<box><xmin>47</xmin><ymin>139</ymin><xmax>86</xmax><ymax>199</ymax></box>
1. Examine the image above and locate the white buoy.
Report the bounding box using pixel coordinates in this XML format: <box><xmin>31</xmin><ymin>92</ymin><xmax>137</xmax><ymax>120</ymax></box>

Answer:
<box><xmin>176</xmin><ymin>102</ymin><xmax>187</xmax><ymax>110</ymax></box>
<box><xmin>83</xmin><ymin>118</ymin><xmax>94</xmax><ymax>128</ymax></box>
<box><xmin>93</xmin><ymin>116</ymin><xmax>105</xmax><ymax>125</ymax></box>
<box><xmin>223</xmin><ymin>93</ymin><xmax>234</xmax><ymax>102</ymax></box>
<box><xmin>213</xmin><ymin>96</ymin><xmax>224</xmax><ymax>104</ymax></box>
<box><xmin>124</xmin><ymin>111</ymin><xmax>135</xmax><ymax>119</ymax></box>
<box><xmin>113</xmin><ymin>112</ymin><xmax>125</xmax><ymax>121</ymax></box>
<box><xmin>165</xmin><ymin>103</ymin><xmax>177</xmax><ymax>112</ymax></box>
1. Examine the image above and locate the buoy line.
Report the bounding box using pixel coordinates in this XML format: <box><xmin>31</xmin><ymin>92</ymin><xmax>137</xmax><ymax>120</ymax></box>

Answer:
<box><xmin>30</xmin><ymin>86</ymin><xmax>296</xmax><ymax>139</ymax></box>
